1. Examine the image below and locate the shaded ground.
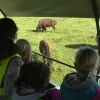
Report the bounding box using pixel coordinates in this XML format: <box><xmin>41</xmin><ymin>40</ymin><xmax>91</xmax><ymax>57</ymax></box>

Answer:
<box><xmin>65</xmin><ymin>44</ymin><xmax>98</xmax><ymax>50</ymax></box>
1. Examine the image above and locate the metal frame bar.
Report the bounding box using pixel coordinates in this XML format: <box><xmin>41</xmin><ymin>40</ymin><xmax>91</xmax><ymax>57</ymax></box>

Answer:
<box><xmin>91</xmin><ymin>0</ymin><xmax>100</xmax><ymax>82</ymax></box>
<box><xmin>0</xmin><ymin>8</ymin><xmax>6</xmax><ymax>18</ymax></box>
<box><xmin>33</xmin><ymin>51</ymin><xmax>75</xmax><ymax>69</ymax></box>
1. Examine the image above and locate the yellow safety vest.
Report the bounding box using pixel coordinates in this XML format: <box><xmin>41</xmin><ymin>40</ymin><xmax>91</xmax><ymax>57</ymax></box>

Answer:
<box><xmin>0</xmin><ymin>54</ymin><xmax>22</xmax><ymax>99</ymax></box>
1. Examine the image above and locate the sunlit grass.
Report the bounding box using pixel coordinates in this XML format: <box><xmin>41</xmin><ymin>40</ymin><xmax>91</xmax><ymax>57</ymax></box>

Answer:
<box><xmin>11</xmin><ymin>17</ymin><xmax>97</xmax><ymax>84</ymax></box>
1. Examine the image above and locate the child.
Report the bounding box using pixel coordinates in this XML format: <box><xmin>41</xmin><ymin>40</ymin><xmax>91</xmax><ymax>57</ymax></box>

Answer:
<box><xmin>15</xmin><ymin>39</ymin><xmax>33</xmax><ymax>63</ymax></box>
<box><xmin>60</xmin><ymin>46</ymin><xmax>100</xmax><ymax>100</ymax></box>
<box><xmin>0</xmin><ymin>18</ymin><xmax>23</xmax><ymax>97</ymax></box>
<box><xmin>12</xmin><ymin>61</ymin><xmax>50</xmax><ymax>100</ymax></box>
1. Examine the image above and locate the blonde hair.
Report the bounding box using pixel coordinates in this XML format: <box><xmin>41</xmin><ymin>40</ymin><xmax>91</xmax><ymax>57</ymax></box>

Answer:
<box><xmin>15</xmin><ymin>39</ymin><xmax>33</xmax><ymax>63</ymax></box>
<box><xmin>75</xmin><ymin>46</ymin><xmax>99</xmax><ymax>73</ymax></box>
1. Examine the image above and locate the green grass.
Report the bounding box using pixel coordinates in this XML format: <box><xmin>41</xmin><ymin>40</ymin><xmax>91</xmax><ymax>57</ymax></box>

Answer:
<box><xmin>11</xmin><ymin>17</ymin><xmax>97</xmax><ymax>84</ymax></box>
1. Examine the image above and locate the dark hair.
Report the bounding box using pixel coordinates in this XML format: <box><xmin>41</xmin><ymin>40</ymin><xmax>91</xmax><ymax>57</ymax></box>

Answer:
<box><xmin>15</xmin><ymin>61</ymin><xmax>50</xmax><ymax>92</ymax></box>
<box><xmin>0</xmin><ymin>18</ymin><xmax>18</xmax><ymax>40</ymax></box>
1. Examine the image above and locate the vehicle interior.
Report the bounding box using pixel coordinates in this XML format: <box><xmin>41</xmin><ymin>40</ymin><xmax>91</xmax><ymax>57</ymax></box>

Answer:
<box><xmin>0</xmin><ymin>0</ymin><xmax>100</xmax><ymax>90</ymax></box>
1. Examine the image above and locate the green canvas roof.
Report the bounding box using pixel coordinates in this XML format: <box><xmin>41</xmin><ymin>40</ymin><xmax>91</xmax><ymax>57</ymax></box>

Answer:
<box><xmin>0</xmin><ymin>0</ymin><xmax>100</xmax><ymax>17</ymax></box>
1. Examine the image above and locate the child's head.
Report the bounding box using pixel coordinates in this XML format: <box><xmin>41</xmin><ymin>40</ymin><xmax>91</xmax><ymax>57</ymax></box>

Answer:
<box><xmin>15</xmin><ymin>39</ymin><xmax>33</xmax><ymax>63</ymax></box>
<box><xmin>0</xmin><ymin>18</ymin><xmax>18</xmax><ymax>42</ymax></box>
<box><xmin>15</xmin><ymin>61</ymin><xmax>50</xmax><ymax>92</ymax></box>
<box><xmin>74</xmin><ymin>46</ymin><xmax>99</xmax><ymax>73</ymax></box>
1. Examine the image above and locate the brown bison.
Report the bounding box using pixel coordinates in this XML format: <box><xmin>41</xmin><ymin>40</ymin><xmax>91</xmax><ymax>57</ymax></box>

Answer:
<box><xmin>39</xmin><ymin>39</ymin><xmax>52</xmax><ymax>67</ymax></box>
<box><xmin>36</xmin><ymin>19</ymin><xmax>57</xmax><ymax>32</ymax></box>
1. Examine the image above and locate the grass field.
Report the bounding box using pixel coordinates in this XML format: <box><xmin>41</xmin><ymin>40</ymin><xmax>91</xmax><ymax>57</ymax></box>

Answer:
<box><xmin>11</xmin><ymin>17</ymin><xmax>97</xmax><ymax>84</ymax></box>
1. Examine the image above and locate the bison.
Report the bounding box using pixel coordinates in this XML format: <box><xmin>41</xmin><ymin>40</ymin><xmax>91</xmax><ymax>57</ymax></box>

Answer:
<box><xmin>36</xmin><ymin>19</ymin><xmax>57</xmax><ymax>32</ymax></box>
<box><xmin>39</xmin><ymin>39</ymin><xmax>52</xmax><ymax>67</ymax></box>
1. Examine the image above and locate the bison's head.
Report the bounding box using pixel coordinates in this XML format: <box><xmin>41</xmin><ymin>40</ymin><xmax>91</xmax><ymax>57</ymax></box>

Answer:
<box><xmin>36</xmin><ymin>26</ymin><xmax>41</xmax><ymax>32</ymax></box>
<box><xmin>53</xmin><ymin>20</ymin><xmax>57</xmax><ymax>25</ymax></box>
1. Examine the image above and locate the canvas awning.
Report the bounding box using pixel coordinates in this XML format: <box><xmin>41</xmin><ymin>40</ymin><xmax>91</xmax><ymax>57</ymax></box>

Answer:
<box><xmin>0</xmin><ymin>0</ymin><xmax>100</xmax><ymax>17</ymax></box>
